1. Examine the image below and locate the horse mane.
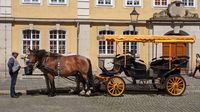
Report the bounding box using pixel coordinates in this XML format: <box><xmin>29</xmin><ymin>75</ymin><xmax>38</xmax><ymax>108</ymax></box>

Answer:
<box><xmin>48</xmin><ymin>52</ymin><xmax>61</xmax><ymax>57</ymax></box>
<box><xmin>35</xmin><ymin>49</ymin><xmax>61</xmax><ymax>58</ymax></box>
<box><xmin>35</xmin><ymin>49</ymin><xmax>48</xmax><ymax>59</ymax></box>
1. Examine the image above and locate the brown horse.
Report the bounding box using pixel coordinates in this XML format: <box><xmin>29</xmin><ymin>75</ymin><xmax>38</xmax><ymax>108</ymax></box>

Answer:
<box><xmin>28</xmin><ymin>49</ymin><xmax>94</xmax><ymax>96</ymax></box>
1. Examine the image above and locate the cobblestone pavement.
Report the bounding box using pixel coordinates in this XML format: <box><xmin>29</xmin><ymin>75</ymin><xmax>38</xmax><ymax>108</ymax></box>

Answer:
<box><xmin>0</xmin><ymin>91</ymin><xmax>200</xmax><ymax>112</ymax></box>
<box><xmin>0</xmin><ymin>75</ymin><xmax>200</xmax><ymax>112</ymax></box>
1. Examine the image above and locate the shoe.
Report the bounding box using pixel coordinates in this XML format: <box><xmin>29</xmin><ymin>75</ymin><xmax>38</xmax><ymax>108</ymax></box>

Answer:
<box><xmin>15</xmin><ymin>92</ymin><xmax>22</xmax><ymax>96</ymax></box>
<box><xmin>11</xmin><ymin>95</ymin><xmax>19</xmax><ymax>98</ymax></box>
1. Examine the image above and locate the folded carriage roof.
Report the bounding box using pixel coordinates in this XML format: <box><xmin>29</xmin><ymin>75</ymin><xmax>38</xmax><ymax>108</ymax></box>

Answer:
<box><xmin>97</xmin><ymin>35</ymin><xmax>195</xmax><ymax>43</ymax></box>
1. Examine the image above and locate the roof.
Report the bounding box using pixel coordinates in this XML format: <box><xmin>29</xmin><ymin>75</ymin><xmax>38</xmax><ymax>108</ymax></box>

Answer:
<box><xmin>97</xmin><ymin>35</ymin><xmax>195</xmax><ymax>43</ymax></box>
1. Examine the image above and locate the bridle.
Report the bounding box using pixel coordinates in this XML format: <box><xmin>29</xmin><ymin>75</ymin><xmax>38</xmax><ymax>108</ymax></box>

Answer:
<box><xmin>28</xmin><ymin>53</ymin><xmax>41</xmax><ymax>71</ymax></box>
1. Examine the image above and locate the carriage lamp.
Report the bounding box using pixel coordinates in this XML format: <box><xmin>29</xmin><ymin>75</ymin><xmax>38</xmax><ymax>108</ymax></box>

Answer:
<box><xmin>130</xmin><ymin>7</ymin><xmax>139</xmax><ymax>34</ymax></box>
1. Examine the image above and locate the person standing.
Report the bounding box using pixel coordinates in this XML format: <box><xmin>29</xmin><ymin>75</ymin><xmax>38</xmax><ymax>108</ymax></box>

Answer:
<box><xmin>7</xmin><ymin>52</ymin><xmax>21</xmax><ymax>98</ymax></box>
<box><xmin>192</xmin><ymin>53</ymin><xmax>200</xmax><ymax>77</ymax></box>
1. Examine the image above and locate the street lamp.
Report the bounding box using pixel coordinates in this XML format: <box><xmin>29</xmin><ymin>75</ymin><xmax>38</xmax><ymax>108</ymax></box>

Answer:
<box><xmin>130</xmin><ymin>7</ymin><xmax>139</xmax><ymax>34</ymax></box>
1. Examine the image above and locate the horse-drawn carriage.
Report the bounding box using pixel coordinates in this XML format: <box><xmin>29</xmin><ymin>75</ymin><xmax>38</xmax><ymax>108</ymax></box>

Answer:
<box><xmin>95</xmin><ymin>35</ymin><xmax>195</xmax><ymax>97</ymax></box>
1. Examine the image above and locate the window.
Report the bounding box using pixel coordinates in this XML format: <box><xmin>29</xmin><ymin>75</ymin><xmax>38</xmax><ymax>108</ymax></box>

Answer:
<box><xmin>22</xmin><ymin>0</ymin><xmax>40</xmax><ymax>4</ymax></box>
<box><xmin>99</xmin><ymin>30</ymin><xmax>115</xmax><ymax>55</ymax></box>
<box><xmin>125</xmin><ymin>0</ymin><xmax>142</xmax><ymax>6</ymax></box>
<box><xmin>96</xmin><ymin>0</ymin><xmax>113</xmax><ymax>6</ymax></box>
<box><xmin>123</xmin><ymin>30</ymin><xmax>137</xmax><ymax>54</ymax></box>
<box><xmin>182</xmin><ymin>0</ymin><xmax>195</xmax><ymax>7</ymax></box>
<box><xmin>49</xmin><ymin>30</ymin><xmax>66</xmax><ymax>54</ymax></box>
<box><xmin>22</xmin><ymin>29</ymin><xmax>40</xmax><ymax>54</ymax></box>
<box><xmin>153</xmin><ymin>0</ymin><xmax>169</xmax><ymax>7</ymax></box>
<box><xmin>49</xmin><ymin>0</ymin><xmax>67</xmax><ymax>5</ymax></box>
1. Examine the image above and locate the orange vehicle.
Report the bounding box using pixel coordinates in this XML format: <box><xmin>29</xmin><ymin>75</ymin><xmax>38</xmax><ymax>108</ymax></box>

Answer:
<box><xmin>95</xmin><ymin>35</ymin><xmax>195</xmax><ymax>97</ymax></box>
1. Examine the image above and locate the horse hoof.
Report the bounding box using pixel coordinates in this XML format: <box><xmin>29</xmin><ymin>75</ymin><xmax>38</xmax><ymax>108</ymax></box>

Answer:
<box><xmin>69</xmin><ymin>89</ymin><xmax>75</xmax><ymax>94</ymax></box>
<box><xmin>79</xmin><ymin>90</ymin><xmax>86</xmax><ymax>96</ymax></box>
<box><xmin>85</xmin><ymin>90</ymin><xmax>91</xmax><ymax>97</ymax></box>
<box><xmin>48</xmin><ymin>93</ymin><xmax>56</xmax><ymax>97</ymax></box>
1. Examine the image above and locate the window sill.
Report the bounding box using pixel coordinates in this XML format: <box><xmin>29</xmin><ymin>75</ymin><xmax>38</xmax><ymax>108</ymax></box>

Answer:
<box><xmin>125</xmin><ymin>5</ymin><xmax>142</xmax><ymax>7</ymax></box>
<box><xmin>49</xmin><ymin>3</ymin><xmax>67</xmax><ymax>6</ymax></box>
<box><xmin>184</xmin><ymin>6</ymin><xmax>196</xmax><ymax>8</ymax></box>
<box><xmin>22</xmin><ymin>2</ymin><xmax>41</xmax><ymax>5</ymax></box>
<box><xmin>153</xmin><ymin>6</ymin><xmax>168</xmax><ymax>8</ymax></box>
<box><xmin>98</xmin><ymin>54</ymin><xmax>115</xmax><ymax>58</ymax></box>
<box><xmin>96</xmin><ymin>4</ymin><xmax>114</xmax><ymax>8</ymax></box>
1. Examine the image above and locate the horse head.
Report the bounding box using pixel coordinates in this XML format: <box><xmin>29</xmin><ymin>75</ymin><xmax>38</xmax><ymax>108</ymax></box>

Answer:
<box><xmin>28</xmin><ymin>48</ymin><xmax>47</xmax><ymax>66</ymax></box>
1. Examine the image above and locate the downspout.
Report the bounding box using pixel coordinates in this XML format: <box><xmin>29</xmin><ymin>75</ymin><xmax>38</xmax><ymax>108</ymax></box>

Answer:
<box><xmin>4</xmin><ymin>10</ymin><xmax>7</xmax><ymax>78</ymax></box>
<box><xmin>76</xmin><ymin>22</ymin><xmax>80</xmax><ymax>55</ymax></box>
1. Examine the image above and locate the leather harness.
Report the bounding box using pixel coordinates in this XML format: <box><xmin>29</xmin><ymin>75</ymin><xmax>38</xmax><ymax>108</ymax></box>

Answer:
<box><xmin>37</xmin><ymin>53</ymin><xmax>61</xmax><ymax>77</ymax></box>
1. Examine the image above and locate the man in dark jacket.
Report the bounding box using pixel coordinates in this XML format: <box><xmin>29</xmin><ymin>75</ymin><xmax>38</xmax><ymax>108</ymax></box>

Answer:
<box><xmin>7</xmin><ymin>52</ymin><xmax>21</xmax><ymax>98</ymax></box>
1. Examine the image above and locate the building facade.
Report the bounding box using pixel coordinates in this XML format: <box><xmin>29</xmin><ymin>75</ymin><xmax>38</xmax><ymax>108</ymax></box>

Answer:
<box><xmin>0</xmin><ymin>0</ymin><xmax>200</xmax><ymax>77</ymax></box>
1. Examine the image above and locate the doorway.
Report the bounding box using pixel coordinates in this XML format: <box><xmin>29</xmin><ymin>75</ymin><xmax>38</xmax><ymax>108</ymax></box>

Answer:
<box><xmin>163</xmin><ymin>31</ymin><xmax>189</xmax><ymax>57</ymax></box>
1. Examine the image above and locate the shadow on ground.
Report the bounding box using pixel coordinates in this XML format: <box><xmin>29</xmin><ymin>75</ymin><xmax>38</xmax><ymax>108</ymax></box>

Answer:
<box><xmin>27</xmin><ymin>84</ymin><xmax>168</xmax><ymax>97</ymax></box>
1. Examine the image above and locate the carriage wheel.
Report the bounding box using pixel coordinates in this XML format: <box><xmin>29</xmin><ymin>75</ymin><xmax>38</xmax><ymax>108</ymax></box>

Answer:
<box><xmin>106</xmin><ymin>76</ymin><xmax>125</xmax><ymax>97</ymax></box>
<box><xmin>165</xmin><ymin>75</ymin><xmax>186</xmax><ymax>96</ymax></box>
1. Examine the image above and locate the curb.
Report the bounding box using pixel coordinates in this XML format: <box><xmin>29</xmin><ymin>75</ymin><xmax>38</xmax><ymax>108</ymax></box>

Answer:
<box><xmin>0</xmin><ymin>90</ymin><xmax>26</xmax><ymax>95</ymax></box>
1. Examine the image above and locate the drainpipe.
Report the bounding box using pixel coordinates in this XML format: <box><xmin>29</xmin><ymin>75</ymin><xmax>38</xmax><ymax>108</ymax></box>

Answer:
<box><xmin>4</xmin><ymin>10</ymin><xmax>7</xmax><ymax>78</ymax></box>
<box><xmin>76</xmin><ymin>22</ymin><xmax>80</xmax><ymax>55</ymax></box>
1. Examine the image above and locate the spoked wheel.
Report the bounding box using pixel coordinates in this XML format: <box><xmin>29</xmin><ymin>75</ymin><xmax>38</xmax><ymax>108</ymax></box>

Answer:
<box><xmin>106</xmin><ymin>76</ymin><xmax>125</xmax><ymax>97</ymax></box>
<box><xmin>165</xmin><ymin>75</ymin><xmax>186</xmax><ymax>96</ymax></box>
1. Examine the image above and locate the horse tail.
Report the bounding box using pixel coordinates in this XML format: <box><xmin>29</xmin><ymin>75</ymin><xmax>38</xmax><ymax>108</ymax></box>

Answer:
<box><xmin>87</xmin><ymin>59</ymin><xmax>94</xmax><ymax>89</ymax></box>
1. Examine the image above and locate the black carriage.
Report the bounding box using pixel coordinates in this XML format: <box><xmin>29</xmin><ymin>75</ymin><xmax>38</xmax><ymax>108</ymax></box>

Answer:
<box><xmin>95</xmin><ymin>35</ymin><xmax>195</xmax><ymax>97</ymax></box>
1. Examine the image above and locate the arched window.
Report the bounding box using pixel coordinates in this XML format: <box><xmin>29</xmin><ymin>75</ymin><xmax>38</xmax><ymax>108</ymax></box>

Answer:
<box><xmin>22</xmin><ymin>29</ymin><xmax>40</xmax><ymax>54</ymax></box>
<box><xmin>49</xmin><ymin>30</ymin><xmax>66</xmax><ymax>54</ymax></box>
<box><xmin>123</xmin><ymin>30</ymin><xmax>138</xmax><ymax>54</ymax></box>
<box><xmin>99</xmin><ymin>30</ymin><xmax>115</xmax><ymax>55</ymax></box>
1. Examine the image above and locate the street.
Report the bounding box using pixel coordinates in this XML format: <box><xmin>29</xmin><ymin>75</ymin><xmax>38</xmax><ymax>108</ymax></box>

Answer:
<box><xmin>0</xmin><ymin>76</ymin><xmax>200</xmax><ymax>112</ymax></box>
<box><xmin>0</xmin><ymin>92</ymin><xmax>200</xmax><ymax>112</ymax></box>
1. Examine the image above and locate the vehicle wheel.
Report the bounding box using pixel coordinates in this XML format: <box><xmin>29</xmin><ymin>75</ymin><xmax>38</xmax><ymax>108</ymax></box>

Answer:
<box><xmin>165</xmin><ymin>75</ymin><xmax>186</xmax><ymax>96</ymax></box>
<box><xmin>106</xmin><ymin>76</ymin><xmax>125</xmax><ymax>97</ymax></box>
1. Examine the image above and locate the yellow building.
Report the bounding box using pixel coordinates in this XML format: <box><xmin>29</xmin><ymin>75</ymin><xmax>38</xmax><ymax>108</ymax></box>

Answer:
<box><xmin>0</xmin><ymin>0</ymin><xmax>200</xmax><ymax>77</ymax></box>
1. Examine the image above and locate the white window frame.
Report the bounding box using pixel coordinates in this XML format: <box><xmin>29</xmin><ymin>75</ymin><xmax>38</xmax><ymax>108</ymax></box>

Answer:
<box><xmin>22</xmin><ymin>29</ymin><xmax>40</xmax><ymax>54</ymax></box>
<box><xmin>124</xmin><ymin>0</ymin><xmax>142</xmax><ymax>7</ymax></box>
<box><xmin>153</xmin><ymin>0</ymin><xmax>170</xmax><ymax>7</ymax></box>
<box><xmin>98</xmin><ymin>30</ymin><xmax>115</xmax><ymax>55</ymax></box>
<box><xmin>49</xmin><ymin>0</ymin><xmax>67</xmax><ymax>5</ymax></box>
<box><xmin>123</xmin><ymin>30</ymin><xmax>138</xmax><ymax>54</ymax></box>
<box><xmin>49</xmin><ymin>30</ymin><xmax>67</xmax><ymax>54</ymax></box>
<box><xmin>96</xmin><ymin>0</ymin><xmax>114</xmax><ymax>6</ymax></box>
<box><xmin>22</xmin><ymin>0</ymin><xmax>41</xmax><ymax>4</ymax></box>
<box><xmin>182</xmin><ymin>0</ymin><xmax>196</xmax><ymax>8</ymax></box>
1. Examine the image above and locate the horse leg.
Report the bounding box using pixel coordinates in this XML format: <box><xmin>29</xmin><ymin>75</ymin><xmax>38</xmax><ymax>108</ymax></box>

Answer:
<box><xmin>47</xmin><ymin>74</ymin><xmax>56</xmax><ymax>97</ymax></box>
<box><xmin>75</xmin><ymin>74</ymin><xmax>81</xmax><ymax>94</ymax></box>
<box><xmin>85</xmin><ymin>59</ymin><xmax>94</xmax><ymax>96</ymax></box>
<box><xmin>85</xmin><ymin>81</ymin><xmax>92</xmax><ymax>96</ymax></box>
<box><xmin>79</xmin><ymin>75</ymin><xmax>87</xmax><ymax>96</ymax></box>
<box><xmin>44</xmin><ymin>74</ymin><xmax>50</xmax><ymax>95</ymax></box>
<box><xmin>52</xmin><ymin>77</ymin><xmax>56</xmax><ymax>96</ymax></box>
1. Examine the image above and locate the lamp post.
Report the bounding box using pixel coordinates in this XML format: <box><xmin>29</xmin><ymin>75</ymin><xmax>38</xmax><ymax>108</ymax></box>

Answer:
<box><xmin>130</xmin><ymin>7</ymin><xmax>139</xmax><ymax>35</ymax></box>
<box><xmin>130</xmin><ymin>7</ymin><xmax>139</xmax><ymax>57</ymax></box>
